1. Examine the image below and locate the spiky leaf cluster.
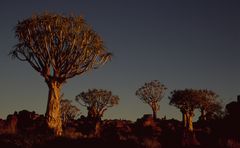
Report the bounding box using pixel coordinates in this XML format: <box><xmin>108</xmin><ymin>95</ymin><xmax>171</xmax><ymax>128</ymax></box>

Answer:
<box><xmin>10</xmin><ymin>13</ymin><xmax>111</xmax><ymax>83</ymax></box>
<box><xmin>135</xmin><ymin>80</ymin><xmax>167</xmax><ymax>105</ymax></box>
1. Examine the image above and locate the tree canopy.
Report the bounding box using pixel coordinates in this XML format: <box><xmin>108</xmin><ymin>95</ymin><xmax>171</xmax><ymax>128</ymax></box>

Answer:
<box><xmin>169</xmin><ymin>89</ymin><xmax>200</xmax><ymax>113</ymax></box>
<box><xmin>10</xmin><ymin>13</ymin><xmax>111</xmax><ymax>83</ymax></box>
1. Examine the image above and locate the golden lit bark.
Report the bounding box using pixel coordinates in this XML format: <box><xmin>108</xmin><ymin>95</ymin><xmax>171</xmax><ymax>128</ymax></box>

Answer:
<box><xmin>182</xmin><ymin>111</ymin><xmax>194</xmax><ymax>132</ymax></box>
<box><xmin>182</xmin><ymin>112</ymin><xmax>187</xmax><ymax>128</ymax></box>
<box><xmin>186</xmin><ymin>111</ymin><xmax>194</xmax><ymax>132</ymax></box>
<box><xmin>188</xmin><ymin>114</ymin><xmax>193</xmax><ymax>132</ymax></box>
<box><xmin>45</xmin><ymin>80</ymin><xmax>63</xmax><ymax>136</ymax></box>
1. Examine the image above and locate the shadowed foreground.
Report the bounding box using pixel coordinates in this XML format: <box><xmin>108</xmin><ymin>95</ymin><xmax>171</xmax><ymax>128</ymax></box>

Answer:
<box><xmin>0</xmin><ymin>109</ymin><xmax>240</xmax><ymax>148</ymax></box>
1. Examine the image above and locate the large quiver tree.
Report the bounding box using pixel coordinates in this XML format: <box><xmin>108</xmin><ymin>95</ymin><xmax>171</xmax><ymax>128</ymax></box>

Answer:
<box><xmin>10</xmin><ymin>13</ymin><xmax>111</xmax><ymax>135</ymax></box>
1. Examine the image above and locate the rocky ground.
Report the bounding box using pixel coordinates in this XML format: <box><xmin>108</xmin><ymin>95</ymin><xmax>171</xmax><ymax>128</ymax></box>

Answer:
<box><xmin>0</xmin><ymin>110</ymin><xmax>240</xmax><ymax>148</ymax></box>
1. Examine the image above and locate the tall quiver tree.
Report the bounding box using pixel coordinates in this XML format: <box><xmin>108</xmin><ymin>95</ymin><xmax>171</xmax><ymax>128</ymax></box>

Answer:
<box><xmin>169</xmin><ymin>89</ymin><xmax>200</xmax><ymax>132</ymax></box>
<box><xmin>135</xmin><ymin>80</ymin><xmax>167</xmax><ymax>120</ymax></box>
<box><xmin>10</xmin><ymin>13</ymin><xmax>111</xmax><ymax>135</ymax></box>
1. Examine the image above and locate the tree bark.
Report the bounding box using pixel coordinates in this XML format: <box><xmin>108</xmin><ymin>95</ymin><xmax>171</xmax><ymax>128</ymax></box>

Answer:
<box><xmin>182</xmin><ymin>111</ymin><xmax>199</xmax><ymax>146</ymax></box>
<box><xmin>186</xmin><ymin>111</ymin><xmax>194</xmax><ymax>132</ymax></box>
<box><xmin>45</xmin><ymin>80</ymin><xmax>63</xmax><ymax>136</ymax></box>
<box><xmin>152</xmin><ymin>109</ymin><xmax>157</xmax><ymax>120</ymax></box>
<box><xmin>188</xmin><ymin>114</ymin><xmax>193</xmax><ymax>132</ymax></box>
<box><xmin>182</xmin><ymin>112</ymin><xmax>187</xmax><ymax>128</ymax></box>
<box><xmin>200</xmin><ymin>109</ymin><xmax>207</xmax><ymax>121</ymax></box>
<box><xmin>151</xmin><ymin>103</ymin><xmax>157</xmax><ymax>120</ymax></box>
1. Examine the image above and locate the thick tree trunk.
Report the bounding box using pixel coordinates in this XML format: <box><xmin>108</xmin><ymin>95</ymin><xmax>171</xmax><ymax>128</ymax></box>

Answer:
<box><xmin>181</xmin><ymin>110</ymin><xmax>199</xmax><ymax>146</ymax></box>
<box><xmin>186</xmin><ymin>111</ymin><xmax>194</xmax><ymax>132</ymax></box>
<box><xmin>151</xmin><ymin>103</ymin><xmax>158</xmax><ymax>120</ymax></box>
<box><xmin>152</xmin><ymin>108</ymin><xmax>157</xmax><ymax>120</ymax></box>
<box><xmin>87</xmin><ymin>106</ymin><xmax>97</xmax><ymax>118</ymax></box>
<box><xmin>182</xmin><ymin>111</ymin><xmax>193</xmax><ymax>132</ymax></box>
<box><xmin>188</xmin><ymin>114</ymin><xmax>193</xmax><ymax>132</ymax></box>
<box><xmin>182</xmin><ymin>112</ymin><xmax>187</xmax><ymax>128</ymax></box>
<box><xmin>45</xmin><ymin>80</ymin><xmax>63</xmax><ymax>136</ymax></box>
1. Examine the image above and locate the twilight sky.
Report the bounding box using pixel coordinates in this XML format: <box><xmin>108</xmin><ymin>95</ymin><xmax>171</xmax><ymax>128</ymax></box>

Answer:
<box><xmin>0</xmin><ymin>0</ymin><xmax>240</xmax><ymax>121</ymax></box>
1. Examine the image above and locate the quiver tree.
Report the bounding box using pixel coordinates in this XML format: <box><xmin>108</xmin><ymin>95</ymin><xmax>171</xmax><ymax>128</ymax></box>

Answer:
<box><xmin>169</xmin><ymin>89</ymin><xmax>200</xmax><ymax>132</ymax></box>
<box><xmin>60</xmin><ymin>98</ymin><xmax>80</xmax><ymax>126</ymax></box>
<box><xmin>10</xmin><ymin>13</ymin><xmax>111</xmax><ymax>135</ymax></box>
<box><xmin>75</xmin><ymin>89</ymin><xmax>119</xmax><ymax>119</ymax></box>
<box><xmin>204</xmin><ymin>101</ymin><xmax>223</xmax><ymax>120</ymax></box>
<box><xmin>135</xmin><ymin>80</ymin><xmax>167</xmax><ymax>120</ymax></box>
<box><xmin>198</xmin><ymin>89</ymin><xmax>222</xmax><ymax>121</ymax></box>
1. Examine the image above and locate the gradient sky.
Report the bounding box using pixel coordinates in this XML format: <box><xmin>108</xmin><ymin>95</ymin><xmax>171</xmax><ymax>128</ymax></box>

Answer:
<box><xmin>0</xmin><ymin>0</ymin><xmax>240</xmax><ymax>121</ymax></box>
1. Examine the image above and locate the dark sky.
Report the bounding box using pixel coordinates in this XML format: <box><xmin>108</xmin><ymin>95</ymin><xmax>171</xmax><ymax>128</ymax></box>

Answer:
<box><xmin>0</xmin><ymin>0</ymin><xmax>240</xmax><ymax>121</ymax></box>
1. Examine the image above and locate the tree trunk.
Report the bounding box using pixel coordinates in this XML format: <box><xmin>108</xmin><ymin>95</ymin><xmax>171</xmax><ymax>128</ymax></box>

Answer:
<box><xmin>45</xmin><ymin>80</ymin><xmax>63</xmax><ymax>136</ymax></box>
<box><xmin>186</xmin><ymin>111</ymin><xmax>194</xmax><ymax>132</ymax></box>
<box><xmin>152</xmin><ymin>109</ymin><xmax>157</xmax><ymax>120</ymax></box>
<box><xmin>182</xmin><ymin>111</ymin><xmax>199</xmax><ymax>146</ymax></box>
<box><xmin>182</xmin><ymin>112</ymin><xmax>187</xmax><ymax>128</ymax></box>
<box><xmin>188</xmin><ymin>114</ymin><xmax>193</xmax><ymax>132</ymax></box>
<box><xmin>200</xmin><ymin>109</ymin><xmax>207</xmax><ymax>121</ymax></box>
<box><xmin>151</xmin><ymin>103</ymin><xmax>157</xmax><ymax>120</ymax></box>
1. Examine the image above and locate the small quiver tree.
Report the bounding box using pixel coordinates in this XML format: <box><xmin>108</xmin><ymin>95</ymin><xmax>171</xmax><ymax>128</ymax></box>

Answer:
<box><xmin>60</xmin><ymin>97</ymin><xmax>80</xmax><ymax>126</ymax></box>
<box><xmin>198</xmin><ymin>89</ymin><xmax>223</xmax><ymax>121</ymax></box>
<box><xmin>135</xmin><ymin>80</ymin><xmax>167</xmax><ymax>120</ymax></box>
<box><xmin>75</xmin><ymin>89</ymin><xmax>119</xmax><ymax>120</ymax></box>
